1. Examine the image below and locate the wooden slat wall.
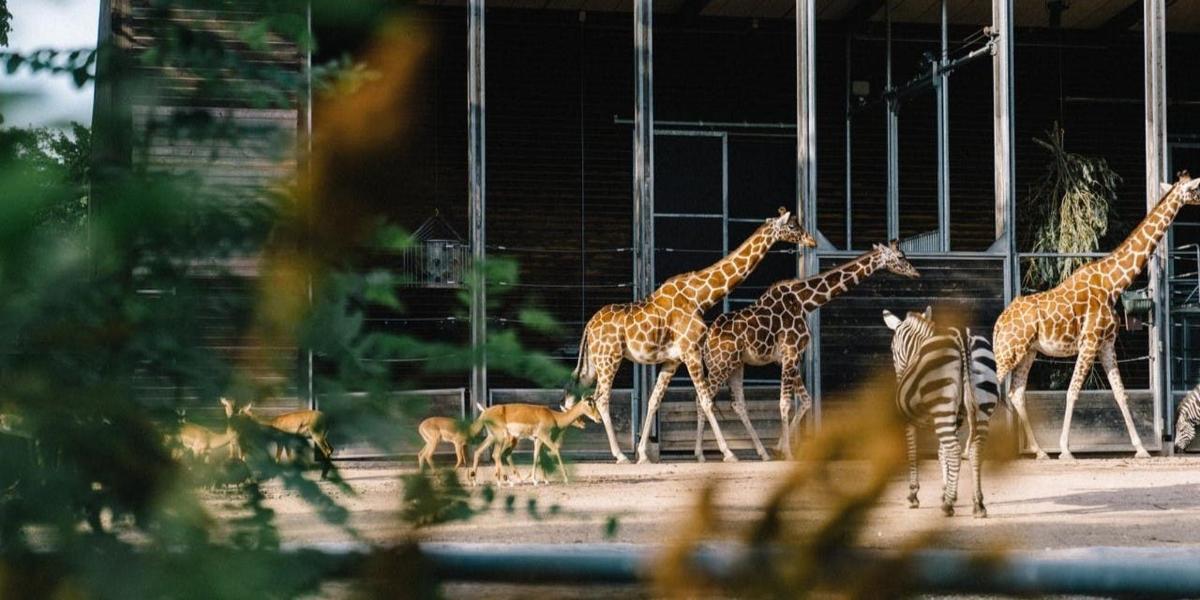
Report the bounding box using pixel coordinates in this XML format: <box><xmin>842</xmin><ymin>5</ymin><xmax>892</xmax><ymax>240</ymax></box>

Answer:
<box><xmin>114</xmin><ymin>0</ymin><xmax>306</xmax><ymax>422</ymax></box>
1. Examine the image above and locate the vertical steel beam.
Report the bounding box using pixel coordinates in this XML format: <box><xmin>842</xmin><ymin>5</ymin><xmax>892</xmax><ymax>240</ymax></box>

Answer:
<box><xmin>935</xmin><ymin>0</ymin><xmax>950</xmax><ymax>251</ymax></box>
<box><xmin>632</xmin><ymin>0</ymin><xmax>655</xmax><ymax>446</ymax></box>
<box><xmin>305</xmin><ymin>0</ymin><xmax>316</xmax><ymax>410</ymax></box>
<box><xmin>885</xmin><ymin>1</ymin><xmax>900</xmax><ymax>242</ymax></box>
<box><xmin>468</xmin><ymin>0</ymin><xmax>487</xmax><ymax>417</ymax></box>
<box><xmin>797</xmin><ymin>0</ymin><xmax>822</xmax><ymax>428</ymax></box>
<box><xmin>844</xmin><ymin>30</ymin><xmax>853</xmax><ymax>251</ymax></box>
<box><xmin>992</xmin><ymin>0</ymin><xmax>1015</xmax><ymax>255</ymax></box>
<box><xmin>1144</xmin><ymin>0</ymin><xmax>1168</xmax><ymax>450</ymax></box>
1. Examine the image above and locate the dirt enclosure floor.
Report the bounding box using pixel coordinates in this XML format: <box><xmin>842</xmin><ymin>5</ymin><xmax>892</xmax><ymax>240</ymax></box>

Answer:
<box><xmin>208</xmin><ymin>457</ymin><xmax>1200</xmax><ymax>598</ymax></box>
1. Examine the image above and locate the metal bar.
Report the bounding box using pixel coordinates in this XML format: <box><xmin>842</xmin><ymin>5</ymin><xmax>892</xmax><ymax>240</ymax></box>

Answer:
<box><xmin>632</xmin><ymin>0</ymin><xmax>655</xmax><ymax>450</ymax></box>
<box><xmin>267</xmin><ymin>542</ymin><xmax>1200</xmax><ymax>597</ymax></box>
<box><xmin>796</xmin><ymin>0</ymin><xmax>820</xmax><ymax>429</ymax></box>
<box><xmin>721</xmin><ymin>132</ymin><xmax>729</xmax><ymax>313</ymax></box>
<box><xmin>1145</xmin><ymin>0</ymin><xmax>1168</xmax><ymax>453</ymax></box>
<box><xmin>844</xmin><ymin>29</ymin><xmax>853</xmax><ymax>251</ymax></box>
<box><xmin>468</xmin><ymin>0</ymin><xmax>487</xmax><ymax>417</ymax></box>
<box><xmin>613</xmin><ymin>117</ymin><xmax>795</xmax><ymax>129</ymax></box>
<box><xmin>993</xmin><ymin>0</ymin><xmax>1016</xmax><ymax>295</ymax></box>
<box><xmin>305</xmin><ymin>0</ymin><xmax>316</xmax><ymax>411</ymax></box>
<box><xmin>885</xmin><ymin>0</ymin><xmax>899</xmax><ymax>242</ymax></box>
<box><xmin>936</xmin><ymin>0</ymin><xmax>950</xmax><ymax>252</ymax></box>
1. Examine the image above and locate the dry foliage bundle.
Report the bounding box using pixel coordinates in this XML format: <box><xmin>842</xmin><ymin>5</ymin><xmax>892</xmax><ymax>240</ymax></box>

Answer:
<box><xmin>1021</xmin><ymin>124</ymin><xmax>1121</xmax><ymax>291</ymax></box>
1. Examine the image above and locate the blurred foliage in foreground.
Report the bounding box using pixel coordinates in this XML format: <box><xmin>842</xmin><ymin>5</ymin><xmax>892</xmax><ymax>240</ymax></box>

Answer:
<box><xmin>0</xmin><ymin>2</ymin><xmax>571</xmax><ymax>598</ymax></box>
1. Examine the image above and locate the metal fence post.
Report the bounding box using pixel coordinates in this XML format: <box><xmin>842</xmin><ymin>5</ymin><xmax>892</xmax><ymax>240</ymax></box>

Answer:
<box><xmin>632</xmin><ymin>0</ymin><xmax>655</xmax><ymax>448</ymax></box>
<box><xmin>468</xmin><ymin>0</ymin><xmax>487</xmax><ymax>417</ymax></box>
<box><xmin>1145</xmin><ymin>0</ymin><xmax>1168</xmax><ymax>451</ymax></box>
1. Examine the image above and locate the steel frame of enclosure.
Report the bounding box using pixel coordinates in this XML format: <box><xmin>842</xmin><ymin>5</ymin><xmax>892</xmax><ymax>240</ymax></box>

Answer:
<box><xmin>468</xmin><ymin>0</ymin><xmax>487</xmax><ymax>418</ymax></box>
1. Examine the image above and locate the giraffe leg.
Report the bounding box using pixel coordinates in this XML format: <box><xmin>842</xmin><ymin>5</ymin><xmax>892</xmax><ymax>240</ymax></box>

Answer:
<box><xmin>776</xmin><ymin>355</ymin><xmax>800</xmax><ymax>460</ymax></box>
<box><xmin>685</xmin><ymin>352</ymin><xmax>736</xmax><ymax>462</ymax></box>
<box><xmin>637</xmin><ymin>362</ymin><xmax>679</xmax><ymax>464</ymax></box>
<box><xmin>695</xmin><ymin>346</ymin><xmax>740</xmax><ymax>462</ymax></box>
<box><xmin>1059</xmin><ymin>341</ymin><xmax>1100</xmax><ymax>461</ymax></box>
<box><xmin>1007</xmin><ymin>352</ymin><xmax>1046</xmax><ymax>459</ymax></box>
<box><xmin>592</xmin><ymin>363</ymin><xmax>630</xmax><ymax>464</ymax></box>
<box><xmin>905</xmin><ymin>423</ymin><xmax>920</xmax><ymax>508</ymax></box>
<box><xmin>786</xmin><ymin>375</ymin><xmax>815</xmax><ymax>453</ymax></box>
<box><xmin>1099</xmin><ymin>343</ymin><xmax>1150</xmax><ymax>458</ymax></box>
<box><xmin>693</xmin><ymin>389</ymin><xmax>707</xmax><ymax>463</ymax></box>
<box><xmin>729</xmin><ymin>367</ymin><xmax>770</xmax><ymax>461</ymax></box>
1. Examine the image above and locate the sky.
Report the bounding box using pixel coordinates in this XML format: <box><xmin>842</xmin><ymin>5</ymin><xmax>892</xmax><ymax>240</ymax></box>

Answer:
<box><xmin>4</xmin><ymin>0</ymin><xmax>100</xmax><ymax>129</ymax></box>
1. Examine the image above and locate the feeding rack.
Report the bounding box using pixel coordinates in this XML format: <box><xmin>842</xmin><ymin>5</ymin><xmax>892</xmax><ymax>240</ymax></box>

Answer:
<box><xmin>401</xmin><ymin>211</ymin><xmax>469</xmax><ymax>288</ymax></box>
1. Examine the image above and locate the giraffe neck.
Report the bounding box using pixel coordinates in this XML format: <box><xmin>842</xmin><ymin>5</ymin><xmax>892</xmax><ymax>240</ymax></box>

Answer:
<box><xmin>1102</xmin><ymin>188</ymin><xmax>1184</xmax><ymax>293</ymax></box>
<box><xmin>683</xmin><ymin>223</ymin><xmax>775</xmax><ymax>312</ymax></box>
<box><xmin>777</xmin><ymin>248</ymin><xmax>884</xmax><ymax>313</ymax></box>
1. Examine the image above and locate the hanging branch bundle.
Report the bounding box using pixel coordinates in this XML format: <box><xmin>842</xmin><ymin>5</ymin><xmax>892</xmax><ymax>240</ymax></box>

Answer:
<box><xmin>1021</xmin><ymin>124</ymin><xmax>1121</xmax><ymax>291</ymax></box>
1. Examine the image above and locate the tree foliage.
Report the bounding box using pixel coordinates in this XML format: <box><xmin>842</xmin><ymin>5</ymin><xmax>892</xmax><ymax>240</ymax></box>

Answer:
<box><xmin>0</xmin><ymin>3</ymin><xmax>567</xmax><ymax>597</ymax></box>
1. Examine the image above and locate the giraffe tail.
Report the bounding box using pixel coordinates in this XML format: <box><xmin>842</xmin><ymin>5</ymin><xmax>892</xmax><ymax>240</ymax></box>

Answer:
<box><xmin>561</xmin><ymin>328</ymin><xmax>592</xmax><ymax>407</ymax></box>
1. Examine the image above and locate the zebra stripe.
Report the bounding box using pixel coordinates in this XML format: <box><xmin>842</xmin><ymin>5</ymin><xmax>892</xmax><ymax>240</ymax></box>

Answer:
<box><xmin>887</xmin><ymin>311</ymin><xmax>998</xmax><ymax>518</ymax></box>
<box><xmin>1175</xmin><ymin>383</ymin><xmax>1200</xmax><ymax>451</ymax></box>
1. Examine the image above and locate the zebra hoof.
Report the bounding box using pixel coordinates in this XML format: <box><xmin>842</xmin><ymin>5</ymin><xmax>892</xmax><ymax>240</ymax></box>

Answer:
<box><xmin>941</xmin><ymin>504</ymin><xmax>955</xmax><ymax>517</ymax></box>
<box><xmin>1134</xmin><ymin>449</ymin><xmax>1151</xmax><ymax>459</ymax></box>
<box><xmin>973</xmin><ymin>505</ymin><xmax>988</xmax><ymax>519</ymax></box>
<box><xmin>1058</xmin><ymin>451</ymin><xmax>1076</xmax><ymax>461</ymax></box>
<box><xmin>907</xmin><ymin>498</ymin><xmax>919</xmax><ymax>509</ymax></box>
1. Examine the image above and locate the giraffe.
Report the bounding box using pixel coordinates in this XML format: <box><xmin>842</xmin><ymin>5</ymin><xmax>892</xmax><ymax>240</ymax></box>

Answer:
<box><xmin>993</xmin><ymin>172</ymin><xmax>1200</xmax><ymax>460</ymax></box>
<box><xmin>696</xmin><ymin>240</ymin><xmax>920</xmax><ymax>460</ymax></box>
<box><xmin>563</xmin><ymin>208</ymin><xmax>817</xmax><ymax>464</ymax></box>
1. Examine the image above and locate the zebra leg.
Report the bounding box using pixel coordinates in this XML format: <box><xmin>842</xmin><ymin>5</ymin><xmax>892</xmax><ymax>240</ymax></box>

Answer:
<box><xmin>1099</xmin><ymin>343</ymin><xmax>1150</xmax><ymax>459</ymax></box>
<box><xmin>940</xmin><ymin>438</ymin><xmax>961</xmax><ymax>516</ymax></box>
<box><xmin>905</xmin><ymin>423</ymin><xmax>919</xmax><ymax>508</ymax></box>
<box><xmin>969</xmin><ymin>429</ymin><xmax>988</xmax><ymax>518</ymax></box>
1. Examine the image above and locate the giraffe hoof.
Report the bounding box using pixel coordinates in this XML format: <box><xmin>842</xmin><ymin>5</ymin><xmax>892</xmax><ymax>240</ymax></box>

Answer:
<box><xmin>1134</xmin><ymin>449</ymin><xmax>1151</xmax><ymax>459</ymax></box>
<box><xmin>759</xmin><ymin>454</ymin><xmax>772</xmax><ymax>462</ymax></box>
<box><xmin>615</xmin><ymin>454</ymin><xmax>631</xmax><ymax>465</ymax></box>
<box><xmin>636</xmin><ymin>454</ymin><xmax>653</xmax><ymax>465</ymax></box>
<box><xmin>1058</xmin><ymin>451</ymin><xmax>1075</xmax><ymax>461</ymax></box>
<box><xmin>1034</xmin><ymin>451</ymin><xmax>1050</xmax><ymax>461</ymax></box>
<box><xmin>722</xmin><ymin>454</ymin><xmax>738</xmax><ymax>463</ymax></box>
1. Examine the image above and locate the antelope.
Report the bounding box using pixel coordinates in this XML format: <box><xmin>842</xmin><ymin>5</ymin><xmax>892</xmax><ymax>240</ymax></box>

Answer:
<box><xmin>416</xmin><ymin>416</ymin><xmax>469</xmax><ymax>470</ymax></box>
<box><xmin>177</xmin><ymin>398</ymin><xmax>242</xmax><ymax>462</ymax></box>
<box><xmin>468</xmin><ymin>399</ymin><xmax>601</xmax><ymax>486</ymax></box>
<box><xmin>239</xmin><ymin>403</ymin><xmax>334</xmax><ymax>477</ymax></box>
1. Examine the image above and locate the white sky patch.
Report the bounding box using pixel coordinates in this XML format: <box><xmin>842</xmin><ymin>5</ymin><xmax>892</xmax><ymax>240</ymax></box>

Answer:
<box><xmin>3</xmin><ymin>0</ymin><xmax>100</xmax><ymax>129</ymax></box>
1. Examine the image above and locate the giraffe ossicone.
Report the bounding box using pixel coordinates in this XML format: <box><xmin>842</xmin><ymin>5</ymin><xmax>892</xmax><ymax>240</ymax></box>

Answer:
<box><xmin>563</xmin><ymin>208</ymin><xmax>816</xmax><ymax>464</ymax></box>
<box><xmin>993</xmin><ymin>171</ymin><xmax>1200</xmax><ymax>461</ymax></box>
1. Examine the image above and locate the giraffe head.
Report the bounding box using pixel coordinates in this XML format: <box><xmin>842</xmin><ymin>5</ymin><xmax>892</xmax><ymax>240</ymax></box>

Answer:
<box><xmin>874</xmin><ymin>239</ymin><xmax>920</xmax><ymax>279</ymax></box>
<box><xmin>881</xmin><ymin>306</ymin><xmax>934</xmax><ymax>377</ymax></box>
<box><xmin>1166</xmin><ymin>170</ymin><xmax>1200</xmax><ymax>205</ymax></box>
<box><xmin>769</xmin><ymin>207</ymin><xmax>817</xmax><ymax>248</ymax></box>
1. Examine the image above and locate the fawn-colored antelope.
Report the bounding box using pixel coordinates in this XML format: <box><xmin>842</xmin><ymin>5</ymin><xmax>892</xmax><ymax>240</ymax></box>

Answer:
<box><xmin>177</xmin><ymin>398</ymin><xmax>242</xmax><ymax>462</ymax></box>
<box><xmin>468</xmin><ymin>399</ymin><xmax>600</xmax><ymax>486</ymax></box>
<box><xmin>417</xmin><ymin>416</ymin><xmax>469</xmax><ymax>470</ymax></box>
<box><xmin>240</xmin><ymin>403</ymin><xmax>334</xmax><ymax>477</ymax></box>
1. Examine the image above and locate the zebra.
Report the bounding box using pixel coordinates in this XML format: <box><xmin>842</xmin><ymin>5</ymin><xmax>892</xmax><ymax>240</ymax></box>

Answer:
<box><xmin>882</xmin><ymin>307</ymin><xmax>1000</xmax><ymax>518</ymax></box>
<box><xmin>1175</xmin><ymin>383</ymin><xmax>1200</xmax><ymax>452</ymax></box>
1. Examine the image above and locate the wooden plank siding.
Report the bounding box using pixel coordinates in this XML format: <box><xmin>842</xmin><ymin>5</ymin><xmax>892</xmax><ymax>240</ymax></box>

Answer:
<box><xmin>102</xmin><ymin>0</ymin><xmax>307</xmax><ymax>423</ymax></box>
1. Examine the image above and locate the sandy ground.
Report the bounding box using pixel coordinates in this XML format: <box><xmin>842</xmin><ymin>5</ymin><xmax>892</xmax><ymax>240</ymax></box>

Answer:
<box><xmin>206</xmin><ymin>456</ymin><xmax>1200</xmax><ymax>598</ymax></box>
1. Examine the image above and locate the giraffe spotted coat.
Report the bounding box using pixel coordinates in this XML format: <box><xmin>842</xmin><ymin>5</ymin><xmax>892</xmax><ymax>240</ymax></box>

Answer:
<box><xmin>697</xmin><ymin>240</ymin><xmax>920</xmax><ymax>460</ymax></box>
<box><xmin>993</xmin><ymin>173</ymin><xmax>1200</xmax><ymax>460</ymax></box>
<box><xmin>565</xmin><ymin>208</ymin><xmax>817</xmax><ymax>464</ymax></box>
